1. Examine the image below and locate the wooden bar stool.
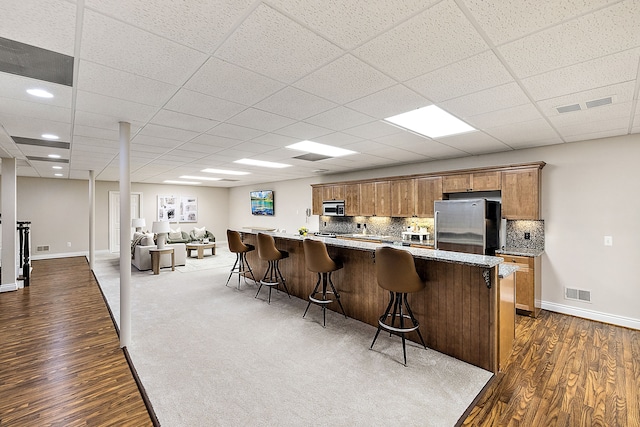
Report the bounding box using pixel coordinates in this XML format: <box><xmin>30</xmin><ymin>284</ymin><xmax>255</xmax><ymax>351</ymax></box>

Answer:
<box><xmin>371</xmin><ymin>246</ymin><xmax>427</xmax><ymax>366</ymax></box>
<box><xmin>302</xmin><ymin>238</ymin><xmax>347</xmax><ymax>327</ymax></box>
<box><xmin>255</xmin><ymin>233</ymin><xmax>291</xmax><ymax>303</ymax></box>
<box><xmin>225</xmin><ymin>230</ymin><xmax>257</xmax><ymax>289</ymax></box>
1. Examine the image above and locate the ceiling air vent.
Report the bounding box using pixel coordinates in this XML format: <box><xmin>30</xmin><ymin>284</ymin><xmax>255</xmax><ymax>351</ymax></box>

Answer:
<box><xmin>556</xmin><ymin>104</ymin><xmax>581</xmax><ymax>114</ymax></box>
<box><xmin>585</xmin><ymin>97</ymin><xmax>612</xmax><ymax>109</ymax></box>
<box><xmin>0</xmin><ymin>36</ymin><xmax>74</xmax><ymax>86</ymax></box>
<box><xmin>13</xmin><ymin>136</ymin><xmax>70</xmax><ymax>149</ymax></box>
<box><xmin>293</xmin><ymin>153</ymin><xmax>331</xmax><ymax>161</ymax></box>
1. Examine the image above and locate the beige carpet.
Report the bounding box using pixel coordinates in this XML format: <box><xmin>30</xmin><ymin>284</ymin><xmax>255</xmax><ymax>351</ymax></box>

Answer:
<box><xmin>93</xmin><ymin>248</ymin><xmax>492</xmax><ymax>426</ymax></box>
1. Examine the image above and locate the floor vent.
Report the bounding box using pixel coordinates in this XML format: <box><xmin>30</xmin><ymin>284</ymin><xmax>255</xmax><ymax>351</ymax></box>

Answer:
<box><xmin>36</xmin><ymin>245</ymin><xmax>50</xmax><ymax>252</ymax></box>
<box><xmin>565</xmin><ymin>287</ymin><xmax>591</xmax><ymax>303</ymax></box>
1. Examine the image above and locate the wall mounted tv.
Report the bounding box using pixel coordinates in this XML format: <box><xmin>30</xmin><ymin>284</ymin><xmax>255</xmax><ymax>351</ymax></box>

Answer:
<box><xmin>250</xmin><ymin>190</ymin><xmax>274</xmax><ymax>216</ymax></box>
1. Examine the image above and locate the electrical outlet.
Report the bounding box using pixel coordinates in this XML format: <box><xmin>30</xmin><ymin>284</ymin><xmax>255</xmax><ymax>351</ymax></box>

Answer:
<box><xmin>524</xmin><ymin>232</ymin><xmax>530</xmax><ymax>240</ymax></box>
<box><xmin>67</xmin><ymin>242</ymin><xmax>71</xmax><ymax>247</ymax></box>
<box><xmin>356</xmin><ymin>223</ymin><xmax>361</xmax><ymax>229</ymax></box>
<box><xmin>604</xmin><ymin>236</ymin><xmax>613</xmax><ymax>246</ymax></box>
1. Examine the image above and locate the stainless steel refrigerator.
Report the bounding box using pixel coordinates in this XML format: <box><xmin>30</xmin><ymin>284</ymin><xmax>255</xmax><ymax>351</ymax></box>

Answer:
<box><xmin>434</xmin><ymin>199</ymin><xmax>501</xmax><ymax>255</ymax></box>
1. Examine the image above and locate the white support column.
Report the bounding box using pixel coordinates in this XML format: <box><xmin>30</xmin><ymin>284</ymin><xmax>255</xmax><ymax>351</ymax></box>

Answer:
<box><xmin>119</xmin><ymin>122</ymin><xmax>131</xmax><ymax>348</ymax></box>
<box><xmin>0</xmin><ymin>158</ymin><xmax>18</xmax><ymax>292</ymax></box>
<box><xmin>88</xmin><ymin>170</ymin><xmax>95</xmax><ymax>270</ymax></box>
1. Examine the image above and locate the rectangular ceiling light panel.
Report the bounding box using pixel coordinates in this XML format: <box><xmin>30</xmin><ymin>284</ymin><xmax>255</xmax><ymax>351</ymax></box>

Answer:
<box><xmin>384</xmin><ymin>105</ymin><xmax>476</xmax><ymax>138</ymax></box>
<box><xmin>234</xmin><ymin>158</ymin><xmax>291</xmax><ymax>168</ymax></box>
<box><xmin>286</xmin><ymin>140</ymin><xmax>357</xmax><ymax>157</ymax></box>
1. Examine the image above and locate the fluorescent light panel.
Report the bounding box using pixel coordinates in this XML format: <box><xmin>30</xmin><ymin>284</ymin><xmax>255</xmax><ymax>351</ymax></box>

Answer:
<box><xmin>384</xmin><ymin>105</ymin><xmax>476</xmax><ymax>138</ymax></box>
<box><xmin>234</xmin><ymin>158</ymin><xmax>291</xmax><ymax>168</ymax></box>
<box><xmin>286</xmin><ymin>140</ymin><xmax>357</xmax><ymax>157</ymax></box>
<box><xmin>41</xmin><ymin>134</ymin><xmax>59</xmax><ymax>140</ymax></box>
<box><xmin>164</xmin><ymin>180</ymin><xmax>201</xmax><ymax>185</ymax></box>
<box><xmin>201</xmin><ymin>168</ymin><xmax>250</xmax><ymax>176</ymax></box>
<box><xmin>180</xmin><ymin>175</ymin><xmax>222</xmax><ymax>181</ymax></box>
<box><xmin>48</xmin><ymin>154</ymin><xmax>61</xmax><ymax>158</ymax></box>
<box><xmin>26</xmin><ymin>88</ymin><xmax>53</xmax><ymax>98</ymax></box>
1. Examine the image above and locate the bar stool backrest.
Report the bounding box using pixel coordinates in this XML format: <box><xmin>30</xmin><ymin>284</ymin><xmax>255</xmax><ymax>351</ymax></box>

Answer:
<box><xmin>303</xmin><ymin>238</ymin><xmax>338</xmax><ymax>273</ymax></box>
<box><xmin>375</xmin><ymin>246</ymin><xmax>425</xmax><ymax>293</ymax></box>
<box><xmin>257</xmin><ymin>233</ymin><xmax>281</xmax><ymax>260</ymax></box>
<box><xmin>227</xmin><ymin>229</ymin><xmax>249</xmax><ymax>253</ymax></box>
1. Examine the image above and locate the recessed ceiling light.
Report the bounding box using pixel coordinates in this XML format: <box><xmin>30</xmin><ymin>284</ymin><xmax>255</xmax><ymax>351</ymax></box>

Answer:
<box><xmin>26</xmin><ymin>88</ymin><xmax>54</xmax><ymax>98</ymax></box>
<box><xmin>54</xmin><ymin>173</ymin><xmax>63</xmax><ymax>177</ymax></box>
<box><xmin>163</xmin><ymin>180</ymin><xmax>201</xmax><ymax>185</ymax></box>
<box><xmin>48</xmin><ymin>154</ymin><xmax>61</xmax><ymax>159</ymax></box>
<box><xmin>234</xmin><ymin>158</ymin><xmax>291</xmax><ymax>169</ymax></box>
<box><xmin>52</xmin><ymin>166</ymin><xmax>63</xmax><ymax>170</ymax></box>
<box><xmin>384</xmin><ymin>105</ymin><xmax>476</xmax><ymax>138</ymax></box>
<box><xmin>41</xmin><ymin>134</ymin><xmax>59</xmax><ymax>140</ymax></box>
<box><xmin>286</xmin><ymin>140</ymin><xmax>357</xmax><ymax>157</ymax></box>
<box><xmin>179</xmin><ymin>175</ymin><xmax>222</xmax><ymax>181</ymax></box>
<box><xmin>201</xmin><ymin>168</ymin><xmax>250</xmax><ymax>176</ymax></box>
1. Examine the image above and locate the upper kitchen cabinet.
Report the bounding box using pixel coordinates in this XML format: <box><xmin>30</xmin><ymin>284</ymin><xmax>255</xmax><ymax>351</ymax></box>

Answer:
<box><xmin>391</xmin><ymin>179</ymin><xmax>415</xmax><ymax>217</ymax></box>
<box><xmin>442</xmin><ymin>171</ymin><xmax>501</xmax><ymax>193</ymax></box>
<box><xmin>374</xmin><ymin>181</ymin><xmax>391</xmax><ymax>217</ymax></box>
<box><xmin>322</xmin><ymin>184</ymin><xmax>345</xmax><ymax>201</ymax></box>
<box><xmin>311</xmin><ymin>186</ymin><xmax>323</xmax><ymax>215</ymax></box>
<box><xmin>414</xmin><ymin>176</ymin><xmax>443</xmax><ymax>217</ymax></box>
<box><xmin>344</xmin><ymin>183</ymin><xmax>360</xmax><ymax>217</ymax></box>
<box><xmin>359</xmin><ymin>182</ymin><xmax>376</xmax><ymax>216</ymax></box>
<box><xmin>501</xmin><ymin>167</ymin><xmax>542</xmax><ymax>219</ymax></box>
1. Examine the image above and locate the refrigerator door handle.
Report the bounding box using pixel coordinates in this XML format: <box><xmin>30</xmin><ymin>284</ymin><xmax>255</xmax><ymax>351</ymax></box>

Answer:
<box><xmin>434</xmin><ymin>210</ymin><xmax>439</xmax><ymax>250</ymax></box>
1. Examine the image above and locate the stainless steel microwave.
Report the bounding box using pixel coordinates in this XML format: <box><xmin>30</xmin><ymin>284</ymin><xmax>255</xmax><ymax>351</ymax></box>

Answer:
<box><xmin>322</xmin><ymin>200</ymin><xmax>345</xmax><ymax>216</ymax></box>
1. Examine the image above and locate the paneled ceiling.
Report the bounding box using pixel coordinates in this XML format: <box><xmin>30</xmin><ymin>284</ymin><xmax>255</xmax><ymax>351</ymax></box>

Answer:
<box><xmin>0</xmin><ymin>0</ymin><xmax>638</xmax><ymax>187</ymax></box>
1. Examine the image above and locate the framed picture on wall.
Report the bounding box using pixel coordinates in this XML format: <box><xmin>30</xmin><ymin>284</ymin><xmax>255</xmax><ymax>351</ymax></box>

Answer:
<box><xmin>158</xmin><ymin>195</ymin><xmax>177</xmax><ymax>222</ymax></box>
<box><xmin>180</xmin><ymin>196</ymin><xmax>197</xmax><ymax>222</ymax></box>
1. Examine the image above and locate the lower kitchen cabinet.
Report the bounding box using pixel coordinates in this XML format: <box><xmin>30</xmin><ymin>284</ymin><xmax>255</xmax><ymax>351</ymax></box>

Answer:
<box><xmin>505</xmin><ymin>254</ymin><xmax>541</xmax><ymax>317</ymax></box>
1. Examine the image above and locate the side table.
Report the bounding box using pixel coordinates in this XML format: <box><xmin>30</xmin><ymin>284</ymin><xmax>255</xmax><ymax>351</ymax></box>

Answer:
<box><xmin>149</xmin><ymin>247</ymin><xmax>175</xmax><ymax>275</ymax></box>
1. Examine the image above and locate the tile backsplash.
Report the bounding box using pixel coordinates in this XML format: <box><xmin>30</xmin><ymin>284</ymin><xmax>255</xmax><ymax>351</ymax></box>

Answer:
<box><xmin>319</xmin><ymin>216</ymin><xmax>433</xmax><ymax>237</ymax></box>
<box><xmin>505</xmin><ymin>220</ymin><xmax>544</xmax><ymax>250</ymax></box>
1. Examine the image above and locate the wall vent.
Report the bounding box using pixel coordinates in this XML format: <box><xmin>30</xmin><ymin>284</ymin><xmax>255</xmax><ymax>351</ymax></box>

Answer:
<box><xmin>565</xmin><ymin>287</ymin><xmax>591</xmax><ymax>303</ymax></box>
<box><xmin>36</xmin><ymin>245</ymin><xmax>50</xmax><ymax>252</ymax></box>
<box><xmin>556</xmin><ymin>104</ymin><xmax>581</xmax><ymax>114</ymax></box>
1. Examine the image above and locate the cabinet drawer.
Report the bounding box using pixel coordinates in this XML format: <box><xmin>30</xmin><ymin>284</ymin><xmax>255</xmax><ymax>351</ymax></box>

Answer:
<box><xmin>504</xmin><ymin>255</ymin><xmax>533</xmax><ymax>269</ymax></box>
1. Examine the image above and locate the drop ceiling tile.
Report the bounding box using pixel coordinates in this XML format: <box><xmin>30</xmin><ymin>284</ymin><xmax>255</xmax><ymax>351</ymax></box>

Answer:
<box><xmin>346</xmin><ymin>85</ymin><xmax>428</xmax><ymax>119</ymax></box>
<box><xmin>556</xmin><ymin>115</ymin><xmax>630</xmax><ymax>138</ymax></box>
<box><xmin>439</xmin><ymin>82</ymin><xmax>531</xmax><ymax>118</ymax></box>
<box><xmin>305</xmin><ymin>107</ymin><xmax>375</xmax><ymax>131</ymax></box>
<box><xmin>138</xmin><ymin>124</ymin><xmax>200</xmax><ymax>142</ymax></box>
<box><xmin>0</xmin><ymin>98</ymin><xmax>71</xmax><ymax>123</ymax></box>
<box><xmin>85</xmin><ymin>0</ymin><xmax>254</xmax><ymax>52</ymax></box>
<box><xmin>484</xmin><ymin>119</ymin><xmax>561</xmax><ymax>147</ymax></box>
<box><xmin>293</xmin><ymin>54</ymin><xmax>396</xmax><ymax>104</ymax></box>
<box><xmin>77</xmin><ymin>60</ymin><xmax>179</xmax><ymax>107</ymax></box>
<box><xmin>563</xmin><ymin>128</ymin><xmax>629</xmax><ymax>143</ymax></box>
<box><xmin>131</xmin><ymin>144</ymin><xmax>171</xmax><ymax>155</ymax></box>
<box><xmin>231</xmin><ymin>141</ymin><xmax>278</xmax><ymax>155</ymax></box>
<box><xmin>176</xmin><ymin>142</ymin><xmax>226</xmax><ymax>154</ymax></box>
<box><xmin>462</xmin><ymin>0</ymin><xmax>618</xmax><ymax>45</ymax></box>
<box><xmin>0</xmin><ymin>73</ymin><xmax>73</xmax><ymax>107</ymax></box>
<box><xmin>313</xmin><ymin>132</ymin><xmax>363</xmax><ymax>147</ymax></box>
<box><xmin>215</xmin><ymin>4</ymin><xmax>343</xmax><ymax>84</ymax></box>
<box><xmin>73</xmin><ymin>125</ymin><xmax>118</xmax><ymax>141</ymax></box>
<box><xmin>354</xmin><ymin>0</ymin><xmax>488</xmax><ymax>81</ymax></box>
<box><xmin>80</xmin><ymin>9</ymin><xmax>208</xmax><ymax>85</ymax></box>
<box><xmin>254</xmin><ymin>87</ymin><xmax>337</xmax><ymax>120</ymax></box>
<box><xmin>406</xmin><ymin>50</ymin><xmax>513</xmax><ymax>103</ymax></box>
<box><xmin>273</xmin><ymin>122</ymin><xmax>332</xmax><ymax>140</ymax></box>
<box><xmin>76</xmin><ymin>90</ymin><xmax>157</xmax><ymax>123</ymax></box>
<box><xmin>226</xmin><ymin>108</ymin><xmax>296</xmax><ymax>132</ymax></box>
<box><xmin>164</xmin><ymin>89</ymin><xmax>246</xmax><ymax>122</ymax></box>
<box><xmin>435</xmin><ymin>132</ymin><xmax>513</xmax><ymax>155</ymax></box>
<box><xmin>190</xmin><ymin>134</ymin><xmax>241</xmax><ymax>148</ymax></box>
<box><xmin>73</xmin><ymin>111</ymin><xmax>144</xmax><ymax>133</ymax></box>
<box><xmin>132</xmin><ymin>135</ymin><xmax>184</xmax><ymax>149</ymax></box>
<box><xmin>0</xmin><ymin>114</ymin><xmax>71</xmax><ymax>140</ymax></box>
<box><xmin>250</xmin><ymin>133</ymin><xmax>300</xmax><ymax>147</ymax></box>
<box><xmin>150</xmin><ymin>109</ymin><xmax>219</xmax><ymax>133</ymax></box>
<box><xmin>207</xmin><ymin>123</ymin><xmax>266</xmax><ymax>141</ymax></box>
<box><xmin>465</xmin><ymin>104</ymin><xmax>544</xmax><ymax>130</ymax></box>
<box><xmin>184</xmin><ymin>56</ymin><xmax>284</xmax><ymax>106</ymax></box>
<box><xmin>537</xmin><ymin>81</ymin><xmax>636</xmax><ymax>117</ymax></box>
<box><xmin>548</xmin><ymin>101</ymin><xmax>633</xmax><ymax>128</ymax></box>
<box><xmin>400</xmin><ymin>139</ymin><xmax>468</xmax><ymax>159</ymax></box>
<box><xmin>342</xmin><ymin>121</ymin><xmax>402</xmax><ymax>139</ymax></box>
<box><xmin>0</xmin><ymin>0</ymin><xmax>77</xmax><ymax>55</ymax></box>
<box><xmin>498</xmin><ymin>1</ymin><xmax>640</xmax><ymax>78</ymax></box>
<box><xmin>522</xmin><ymin>48</ymin><xmax>640</xmax><ymax>102</ymax></box>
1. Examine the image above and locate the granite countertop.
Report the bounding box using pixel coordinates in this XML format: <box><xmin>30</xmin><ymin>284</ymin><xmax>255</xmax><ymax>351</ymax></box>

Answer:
<box><xmin>496</xmin><ymin>247</ymin><xmax>544</xmax><ymax>257</ymax></box>
<box><xmin>238</xmin><ymin>230</ymin><xmax>503</xmax><ymax>269</ymax></box>
<box><xmin>498</xmin><ymin>263</ymin><xmax>519</xmax><ymax>278</ymax></box>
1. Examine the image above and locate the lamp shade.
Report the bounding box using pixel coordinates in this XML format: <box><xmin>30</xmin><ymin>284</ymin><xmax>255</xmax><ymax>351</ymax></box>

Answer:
<box><xmin>132</xmin><ymin>218</ymin><xmax>146</xmax><ymax>229</ymax></box>
<box><xmin>152</xmin><ymin>221</ymin><xmax>171</xmax><ymax>234</ymax></box>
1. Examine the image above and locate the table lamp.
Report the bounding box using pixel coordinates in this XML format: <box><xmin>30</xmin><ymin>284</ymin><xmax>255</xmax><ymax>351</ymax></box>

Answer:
<box><xmin>152</xmin><ymin>221</ymin><xmax>171</xmax><ymax>249</ymax></box>
<box><xmin>132</xmin><ymin>218</ymin><xmax>146</xmax><ymax>232</ymax></box>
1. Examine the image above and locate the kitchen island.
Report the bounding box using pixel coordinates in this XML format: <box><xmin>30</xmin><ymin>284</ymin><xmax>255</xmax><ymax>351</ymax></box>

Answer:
<box><xmin>240</xmin><ymin>231</ymin><xmax>513</xmax><ymax>373</ymax></box>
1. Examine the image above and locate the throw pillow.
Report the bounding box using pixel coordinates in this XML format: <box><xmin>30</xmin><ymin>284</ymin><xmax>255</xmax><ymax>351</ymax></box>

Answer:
<box><xmin>168</xmin><ymin>227</ymin><xmax>182</xmax><ymax>240</ymax></box>
<box><xmin>143</xmin><ymin>233</ymin><xmax>155</xmax><ymax>246</ymax></box>
<box><xmin>133</xmin><ymin>231</ymin><xmax>144</xmax><ymax>243</ymax></box>
<box><xmin>193</xmin><ymin>226</ymin><xmax>206</xmax><ymax>239</ymax></box>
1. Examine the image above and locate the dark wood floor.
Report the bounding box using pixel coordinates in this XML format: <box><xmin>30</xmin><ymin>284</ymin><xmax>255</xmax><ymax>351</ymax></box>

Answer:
<box><xmin>462</xmin><ymin>310</ymin><xmax>640</xmax><ymax>426</ymax></box>
<box><xmin>0</xmin><ymin>257</ymin><xmax>153</xmax><ymax>426</ymax></box>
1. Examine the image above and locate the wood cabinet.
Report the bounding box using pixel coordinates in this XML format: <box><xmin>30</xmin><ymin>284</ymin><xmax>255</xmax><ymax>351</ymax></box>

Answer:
<box><xmin>311</xmin><ymin>186</ymin><xmax>323</xmax><ymax>215</ymax></box>
<box><xmin>322</xmin><ymin>184</ymin><xmax>345</xmax><ymax>201</ymax></box>
<box><xmin>501</xmin><ymin>167</ymin><xmax>541</xmax><ymax>219</ymax></box>
<box><xmin>390</xmin><ymin>179</ymin><xmax>415</xmax><ymax>217</ymax></box>
<box><xmin>374</xmin><ymin>181</ymin><xmax>391</xmax><ymax>217</ymax></box>
<box><xmin>442</xmin><ymin>171</ymin><xmax>501</xmax><ymax>193</ymax></box>
<box><xmin>359</xmin><ymin>182</ymin><xmax>376</xmax><ymax>216</ymax></box>
<box><xmin>504</xmin><ymin>254</ymin><xmax>541</xmax><ymax>317</ymax></box>
<box><xmin>344</xmin><ymin>183</ymin><xmax>360</xmax><ymax>217</ymax></box>
<box><xmin>414</xmin><ymin>176</ymin><xmax>443</xmax><ymax>217</ymax></box>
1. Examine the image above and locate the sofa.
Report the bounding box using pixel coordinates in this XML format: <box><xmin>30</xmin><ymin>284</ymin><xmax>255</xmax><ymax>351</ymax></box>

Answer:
<box><xmin>132</xmin><ymin>243</ymin><xmax>187</xmax><ymax>271</ymax></box>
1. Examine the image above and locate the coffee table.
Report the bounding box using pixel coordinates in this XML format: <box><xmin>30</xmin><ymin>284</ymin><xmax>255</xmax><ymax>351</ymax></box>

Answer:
<box><xmin>149</xmin><ymin>247</ymin><xmax>175</xmax><ymax>275</ymax></box>
<box><xmin>186</xmin><ymin>242</ymin><xmax>217</xmax><ymax>259</ymax></box>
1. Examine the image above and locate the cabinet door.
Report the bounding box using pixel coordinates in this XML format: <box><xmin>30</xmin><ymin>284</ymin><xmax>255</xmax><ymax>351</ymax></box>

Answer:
<box><xmin>472</xmin><ymin>171</ymin><xmax>501</xmax><ymax>191</ymax></box>
<box><xmin>505</xmin><ymin>255</ymin><xmax>534</xmax><ymax>312</ymax></box>
<box><xmin>344</xmin><ymin>184</ymin><xmax>360</xmax><ymax>216</ymax></box>
<box><xmin>360</xmin><ymin>182</ymin><xmax>376</xmax><ymax>216</ymax></box>
<box><xmin>414</xmin><ymin>177</ymin><xmax>443</xmax><ymax>217</ymax></box>
<box><xmin>442</xmin><ymin>174</ymin><xmax>471</xmax><ymax>193</ymax></box>
<box><xmin>375</xmin><ymin>181</ymin><xmax>391</xmax><ymax>217</ymax></box>
<box><xmin>502</xmin><ymin>168</ymin><xmax>540</xmax><ymax>219</ymax></box>
<box><xmin>322</xmin><ymin>184</ymin><xmax>345</xmax><ymax>201</ymax></box>
<box><xmin>391</xmin><ymin>179</ymin><xmax>415</xmax><ymax>217</ymax></box>
<box><xmin>311</xmin><ymin>186</ymin><xmax>323</xmax><ymax>215</ymax></box>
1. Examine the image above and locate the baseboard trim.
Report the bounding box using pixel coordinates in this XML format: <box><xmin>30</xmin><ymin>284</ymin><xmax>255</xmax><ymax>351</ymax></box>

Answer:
<box><xmin>0</xmin><ymin>283</ymin><xmax>18</xmax><ymax>292</ymax></box>
<box><xmin>542</xmin><ymin>301</ymin><xmax>640</xmax><ymax>330</ymax></box>
<box><xmin>32</xmin><ymin>251</ymin><xmax>88</xmax><ymax>260</ymax></box>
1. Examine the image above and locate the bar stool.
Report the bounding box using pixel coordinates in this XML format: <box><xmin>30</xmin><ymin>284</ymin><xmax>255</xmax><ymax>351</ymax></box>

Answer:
<box><xmin>302</xmin><ymin>238</ymin><xmax>347</xmax><ymax>327</ymax></box>
<box><xmin>370</xmin><ymin>246</ymin><xmax>427</xmax><ymax>366</ymax></box>
<box><xmin>225</xmin><ymin>229</ymin><xmax>257</xmax><ymax>289</ymax></box>
<box><xmin>255</xmin><ymin>233</ymin><xmax>291</xmax><ymax>303</ymax></box>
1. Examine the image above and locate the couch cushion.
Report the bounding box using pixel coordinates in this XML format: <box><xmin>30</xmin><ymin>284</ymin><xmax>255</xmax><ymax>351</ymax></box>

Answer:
<box><xmin>193</xmin><ymin>226</ymin><xmax>206</xmax><ymax>239</ymax></box>
<box><xmin>143</xmin><ymin>232</ymin><xmax>155</xmax><ymax>246</ymax></box>
<box><xmin>168</xmin><ymin>227</ymin><xmax>182</xmax><ymax>240</ymax></box>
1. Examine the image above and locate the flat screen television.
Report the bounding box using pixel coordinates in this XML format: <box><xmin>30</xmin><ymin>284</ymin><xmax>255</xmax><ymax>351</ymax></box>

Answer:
<box><xmin>250</xmin><ymin>190</ymin><xmax>274</xmax><ymax>216</ymax></box>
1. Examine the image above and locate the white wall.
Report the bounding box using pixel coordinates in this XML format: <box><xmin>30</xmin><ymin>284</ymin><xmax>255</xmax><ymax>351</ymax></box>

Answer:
<box><xmin>228</xmin><ymin>134</ymin><xmax>640</xmax><ymax>328</ymax></box>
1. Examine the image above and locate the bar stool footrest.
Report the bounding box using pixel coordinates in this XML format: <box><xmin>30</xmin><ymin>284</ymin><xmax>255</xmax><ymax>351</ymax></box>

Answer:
<box><xmin>378</xmin><ymin>314</ymin><xmax>420</xmax><ymax>334</ymax></box>
<box><xmin>309</xmin><ymin>292</ymin><xmax>335</xmax><ymax>305</ymax></box>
